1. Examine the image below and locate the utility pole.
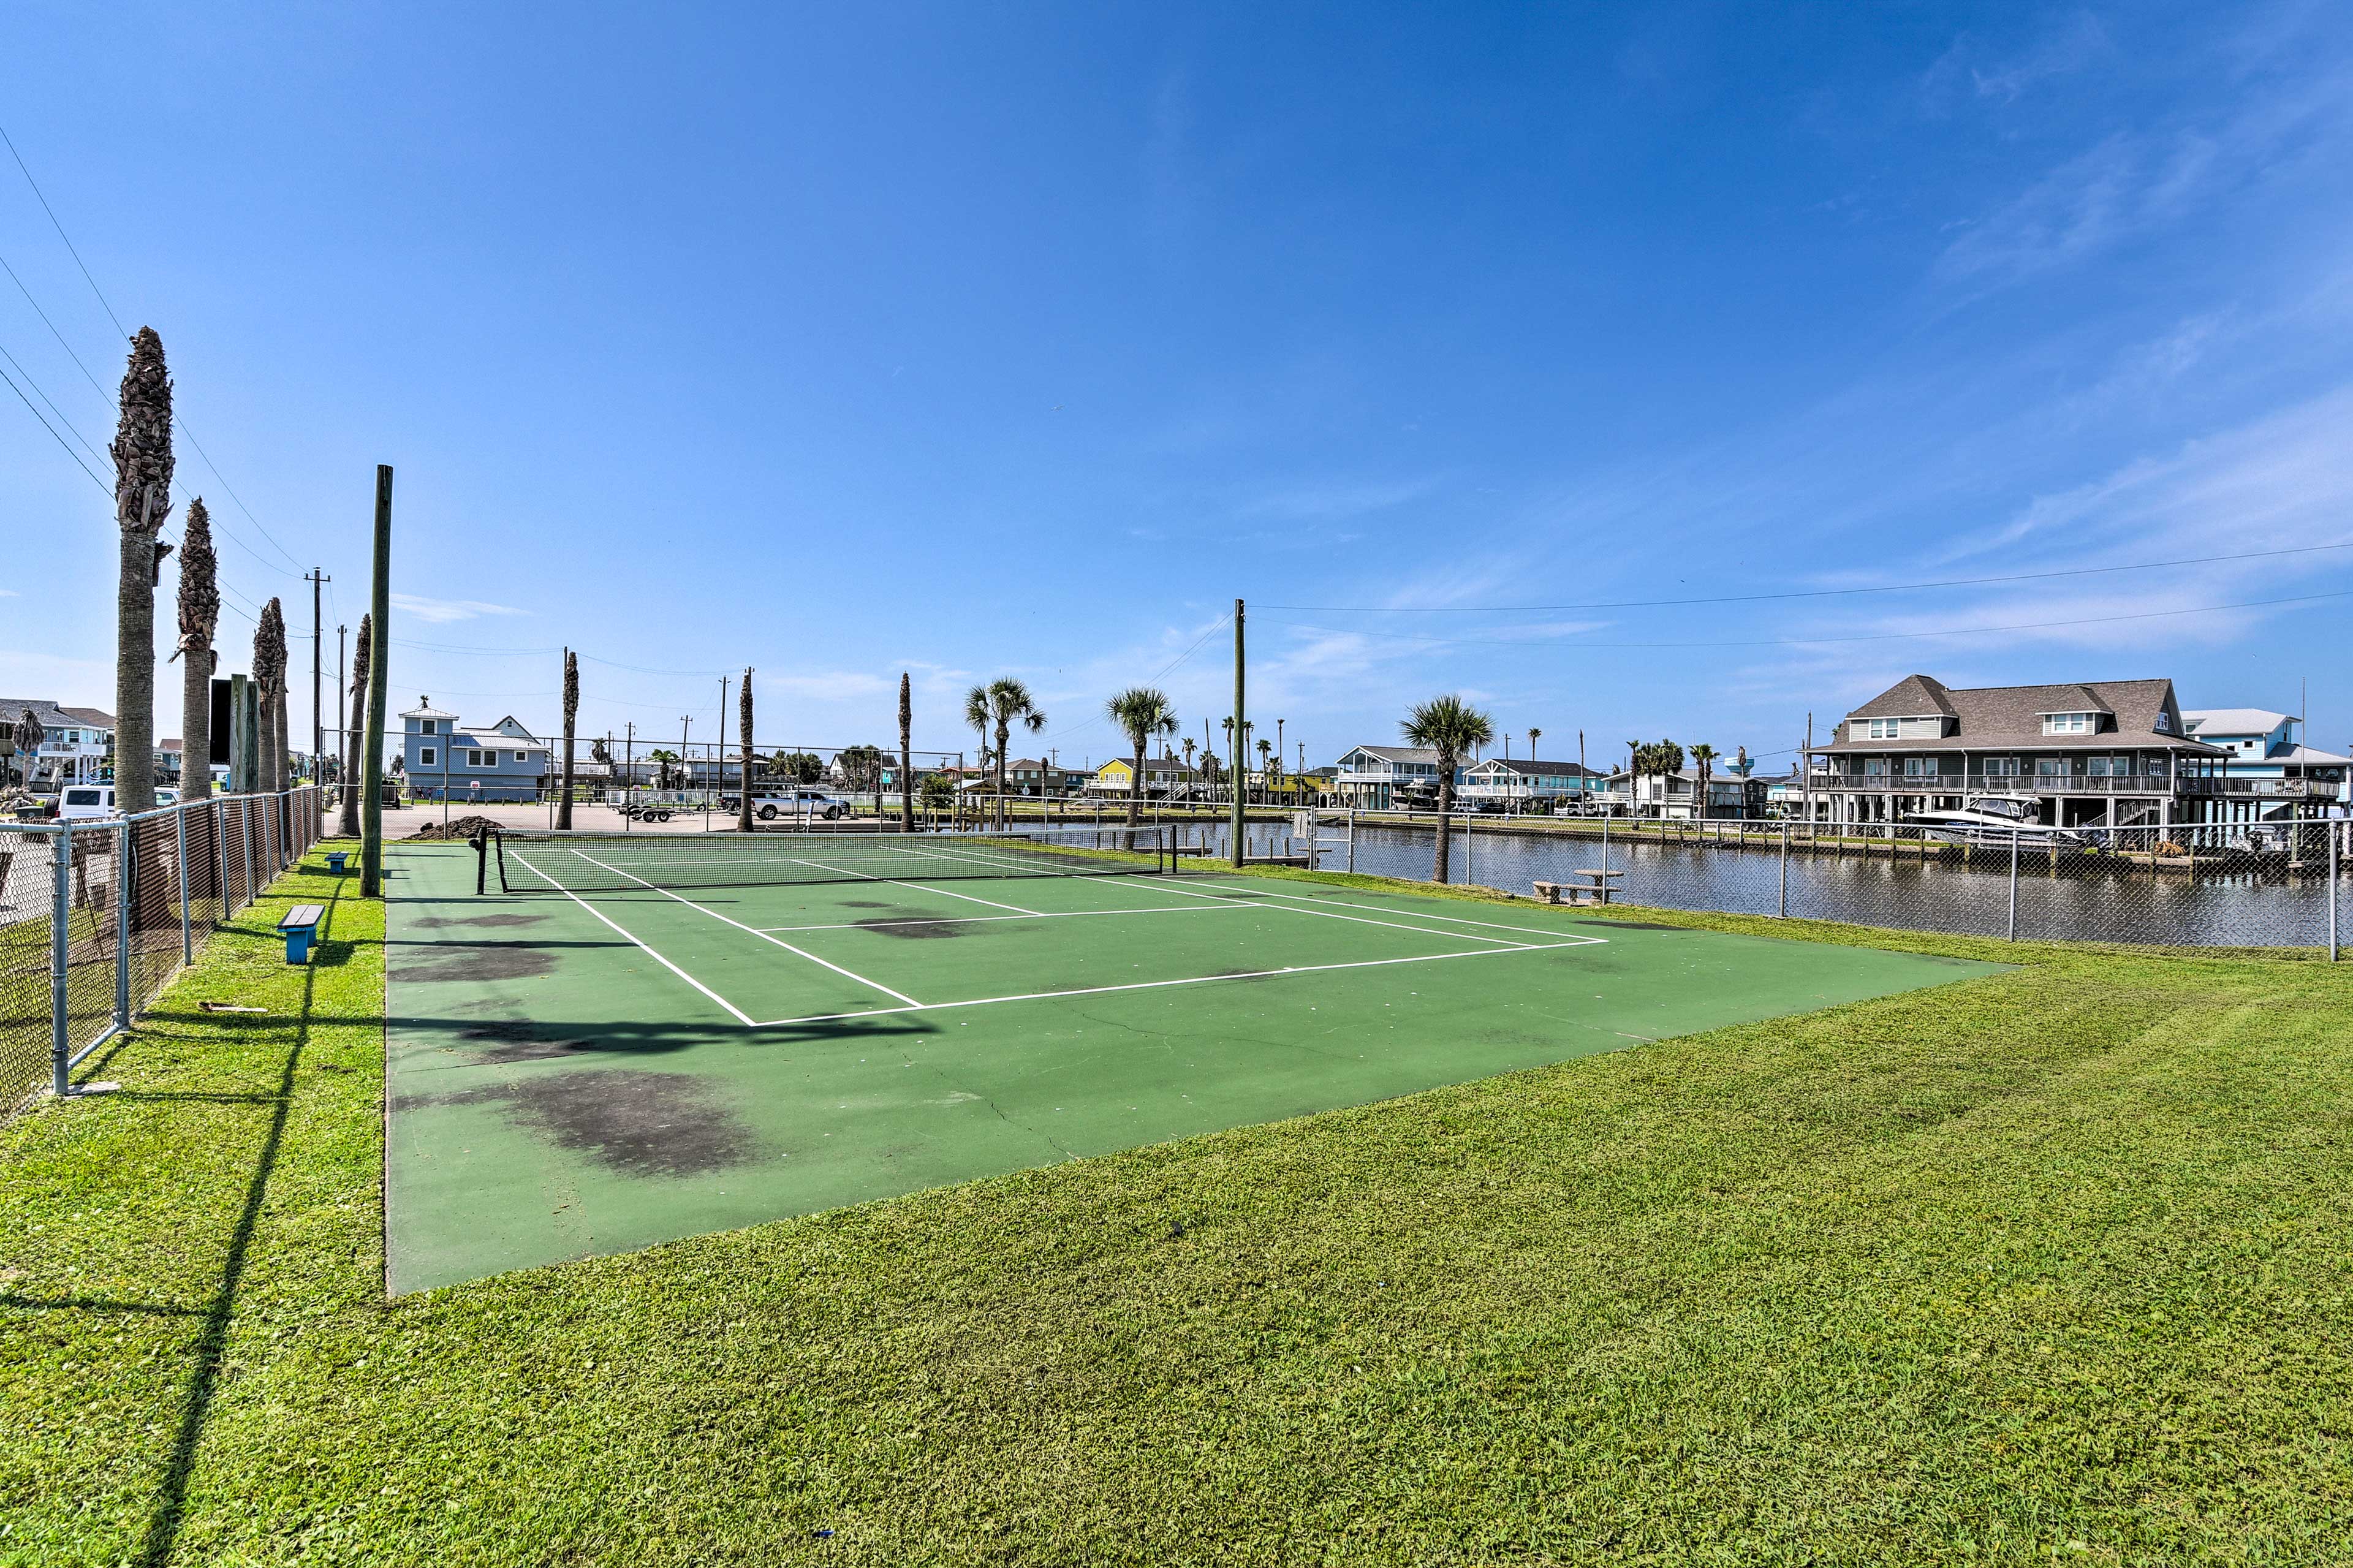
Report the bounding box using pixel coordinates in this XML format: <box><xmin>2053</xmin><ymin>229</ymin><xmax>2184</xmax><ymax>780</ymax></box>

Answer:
<box><xmin>305</xmin><ymin>569</ymin><xmax>330</xmax><ymax>787</ymax></box>
<box><xmin>1803</xmin><ymin>712</ymin><xmax>1814</xmax><ymax>825</ymax></box>
<box><xmin>1230</xmin><ymin>598</ymin><xmax>1246</xmax><ymax>868</ymax></box>
<box><xmin>360</xmin><ymin>467</ymin><xmax>392</xmax><ymax>898</ymax></box>
<box><xmin>716</xmin><ymin>675</ymin><xmax>729</xmax><ymax>830</ymax></box>
<box><xmin>335</xmin><ymin>625</ymin><xmax>347</xmax><ymax>784</ymax></box>
<box><xmin>680</xmin><ymin>714</ymin><xmax>693</xmax><ymax>794</ymax></box>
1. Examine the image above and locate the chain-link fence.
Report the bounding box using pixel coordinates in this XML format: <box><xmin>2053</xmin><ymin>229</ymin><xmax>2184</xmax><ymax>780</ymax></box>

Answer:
<box><xmin>1295</xmin><ymin>812</ymin><xmax>2347</xmax><ymax>953</ymax></box>
<box><xmin>1</xmin><ymin>786</ymin><xmax>323</xmax><ymax>1121</ymax></box>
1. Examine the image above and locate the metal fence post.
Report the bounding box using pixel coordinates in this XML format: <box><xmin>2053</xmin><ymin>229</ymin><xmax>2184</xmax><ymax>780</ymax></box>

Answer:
<box><xmin>176</xmin><ymin>804</ymin><xmax>192</xmax><ymax>968</ymax></box>
<box><xmin>2331</xmin><ymin>818</ymin><xmax>2340</xmax><ymax>963</ymax></box>
<box><xmin>51</xmin><ymin>828</ymin><xmax>72</xmax><ymax>1099</ymax></box>
<box><xmin>243</xmin><ymin>797</ymin><xmax>257</xmax><ymax>911</ymax></box>
<box><xmin>1778</xmin><ymin>822</ymin><xmax>1789</xmax><ymax>918</ymax></box>
<box><xmin>2007</xmin><ymin>830</ymin><xmax>2020</xmax><ymax>942</ymax></box>
<box><xmin>214</xmin><ymin>797</ymin><xmax>229</xmax><ymax>919</ymax></box>
<box><xmin>113</xmin><ymin>819</ymin><xmax>132</xmax><ymax>1031</ymax></box>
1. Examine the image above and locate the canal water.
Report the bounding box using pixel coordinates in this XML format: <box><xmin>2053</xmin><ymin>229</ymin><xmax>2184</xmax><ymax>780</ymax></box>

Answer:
<box><xmin>1167</xmin><ymin>819</ymin><xmax>2342</xmax><ymax>949</ymax></box>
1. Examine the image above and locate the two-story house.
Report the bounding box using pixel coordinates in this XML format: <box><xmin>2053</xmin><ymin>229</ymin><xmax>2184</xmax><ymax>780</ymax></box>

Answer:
<box><xmin>2180</xmin><ymin>709</ymin><xmax>2352</xmax><ymax>820</ymax></box>
<box><xmin>0</xmin><ymin>699</ymin><xmax>112</xmax><ymax>787</ymax></box>
<box><xmin>1089</xmin><ymin>753</ymin><xmax>1197</xmax><ymax>800</ymax></box>
<box><xmin>1459</xmin><ymin>757</ymin><xmax>1610</xmax><ymax>808</ymax></box>
<box><xmin>400</xmin><ymin>699</ymin><xmax>551</xmax><ymax>801</ymax></box>
<box><xmin>1808</xmin><ymin>675</ymin><xmax>2228</xmax><ymax>829</ymax></box>
<box><xmin>1332</xmin><ymin>746</ymin><xmax>1464</xmax><ymax>809</ymax></box>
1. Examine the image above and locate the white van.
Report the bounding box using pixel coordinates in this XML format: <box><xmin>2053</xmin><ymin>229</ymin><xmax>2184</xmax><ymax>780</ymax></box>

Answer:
<box><xmin>56</xmin><ymin>786</ymin><xmax>180</xmax><ymax>820</ymax></box>
<box><xmin>58</xmin><ymin>786</ymin><xmax>116</xmax><ymax>820</ymax></box>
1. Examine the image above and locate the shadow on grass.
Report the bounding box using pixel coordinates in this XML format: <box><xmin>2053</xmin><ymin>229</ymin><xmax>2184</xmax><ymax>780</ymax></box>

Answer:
<box><xmin>134</xmin><ymin>875</ymin><xmax>341</xmax><ymax>1568</ymax></box>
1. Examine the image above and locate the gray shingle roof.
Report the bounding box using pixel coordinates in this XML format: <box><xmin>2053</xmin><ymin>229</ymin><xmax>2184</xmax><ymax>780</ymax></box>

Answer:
<box><xmin>1821</xmin><ymin>675</ymin><xmax>2219</xmax><ymax>755</ymax></box>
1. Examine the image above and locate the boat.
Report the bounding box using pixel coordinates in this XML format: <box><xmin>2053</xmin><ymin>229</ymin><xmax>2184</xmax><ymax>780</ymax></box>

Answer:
<box><xmin>1902</xmin><ymin>795</ymin><xmax>2088</xmax><ymax>848</ymax></box>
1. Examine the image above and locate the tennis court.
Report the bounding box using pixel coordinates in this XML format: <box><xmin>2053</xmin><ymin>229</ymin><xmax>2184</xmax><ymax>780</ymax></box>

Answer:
<box><xmin>385</xmin><ymin>829</ymin><xmax>2003</xmax><ymax>1292</ymax></box>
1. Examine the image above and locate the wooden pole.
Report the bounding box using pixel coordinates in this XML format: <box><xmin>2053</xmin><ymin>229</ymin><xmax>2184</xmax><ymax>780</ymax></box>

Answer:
<box><xmin>360</xmin><ymin>466</ymin><xmax>392</xmax><ymax>897</ymax></box>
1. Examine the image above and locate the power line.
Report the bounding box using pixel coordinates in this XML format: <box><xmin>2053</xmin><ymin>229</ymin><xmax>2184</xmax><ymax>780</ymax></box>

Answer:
<box><xmin>1262</xmin><ymin>540</ymin><xmax>2353</xmax><ymax>615</ymax></box>
<box><xmin>1036</xmin><ymin>613</ymin><xmax>1231</xmax><ymax>745</ymax></box>
<box><xmin>0</xmin><ymin>359</ymin><xmax>108</xmax><ymax>493</ymax></box>
<box><xmin>0</xmin><ymin>124</ymin><xmax>126</xmax><ymax>338</ymax></box>
<box><xmin>1263</xmin><ymin>588</ymin><xmax>2353</xmax><ymax>652</ymax></box>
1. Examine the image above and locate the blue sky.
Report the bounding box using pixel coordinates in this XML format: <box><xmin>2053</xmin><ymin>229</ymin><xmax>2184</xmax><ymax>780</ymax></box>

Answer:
<box><xmin>4</xmin><ymin>2</ymin><xmax>2351</xmax><ymax>773</ymax></box>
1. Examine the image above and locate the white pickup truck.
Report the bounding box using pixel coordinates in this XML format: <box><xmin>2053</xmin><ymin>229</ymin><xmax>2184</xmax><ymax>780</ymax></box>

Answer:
<box><xmin>721</xmin><ymin>788</ymin><xmax>847</xmax><ymax>822</ymax></box>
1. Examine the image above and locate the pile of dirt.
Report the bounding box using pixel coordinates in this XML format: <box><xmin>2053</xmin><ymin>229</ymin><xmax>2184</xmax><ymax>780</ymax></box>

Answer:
<box><xmin>406</xmin><ymin>814</ymin><xmax>505</xmax><ymax>842</ymax></box>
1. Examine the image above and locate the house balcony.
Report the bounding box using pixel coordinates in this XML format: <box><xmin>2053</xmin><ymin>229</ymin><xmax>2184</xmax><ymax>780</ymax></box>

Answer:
<box><xmin>1821</xmin><ymin>772</ymin><xmax>2303</xmax><ymax>798</ymax></box>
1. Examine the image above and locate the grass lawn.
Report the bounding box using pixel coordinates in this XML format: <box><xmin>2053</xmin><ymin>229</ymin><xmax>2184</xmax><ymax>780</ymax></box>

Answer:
<box><xmin>2</xmin><ymin>843</ymin><xmax>2350</xmax><ymax>1565</ymax></box>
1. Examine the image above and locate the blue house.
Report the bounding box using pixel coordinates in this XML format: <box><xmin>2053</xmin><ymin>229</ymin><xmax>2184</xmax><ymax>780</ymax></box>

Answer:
<box><xmin>2180</xmin><ymin>708</ymin><xmax>2351</xmax><ymax>820</ymax></box>
<box><xmin>400</xmin><ymin>697</ymin><xmax>550</xmax><ymax>802</ymax></box>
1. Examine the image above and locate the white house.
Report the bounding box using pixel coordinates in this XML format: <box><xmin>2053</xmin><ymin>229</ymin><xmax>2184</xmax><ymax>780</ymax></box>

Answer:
<box><xmin>1459</xmin><ymin>757</ymin><xmax>1610</xmax><ymax>807</ymax></box>
<box><xmin>1332</xmin><ymin>746</ymin><xmax>1459</xmax><ymax>809</ymax></box>
<box><xmin>400</xmin><ymin>699</ymin><xmax>551</xmax><ymax>801</ymax></box>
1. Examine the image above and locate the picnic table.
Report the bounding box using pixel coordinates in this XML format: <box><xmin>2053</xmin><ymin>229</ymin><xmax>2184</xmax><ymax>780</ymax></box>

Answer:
<box><xmin>1534</xmin><ymin>868</ymin><xmax>1623</xmax><ymax>906</ymax></box>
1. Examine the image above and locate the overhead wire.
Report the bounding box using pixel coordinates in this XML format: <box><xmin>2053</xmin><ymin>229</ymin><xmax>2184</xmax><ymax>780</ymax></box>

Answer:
<box><xmin>1262</xmin><ymin>540</ymin><xmax>2353</xmax><ymax>615</ymax></box>
<box><xmin>1262</xmin><ymin>588</ymin><xmax>2353</xmax><ymax>652</ymax></box>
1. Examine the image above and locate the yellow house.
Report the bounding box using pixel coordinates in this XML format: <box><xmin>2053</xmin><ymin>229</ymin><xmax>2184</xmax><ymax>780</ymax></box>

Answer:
<box><xmin>1091</xmin><ymin>756</ymin><xmax>1197</xmax><ymax>797</ymax></box>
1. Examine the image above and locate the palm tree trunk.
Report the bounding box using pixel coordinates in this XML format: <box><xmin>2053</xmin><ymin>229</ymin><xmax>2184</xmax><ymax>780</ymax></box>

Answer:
<box><xmin>737</xmin><ymin>670</ymin><xmax>755</xmax><ymax>833</ymax></box>
<box><xmin>898</xmin><ymin>673</ymin><xmax>914</xmax><ymax>833</ymax></box>
<box><xmin>1127</xmin><ymin>741</ymin><xmax>1144</xmax><ymax>827</ymax></box>
<box><xmin>338</xmin><ymin>613</ymin><xmax>370</xmax><ymax>836</ymax></box>
<box><xmin>112</xmin><ymin>328</ymin><xmax>173</xmax><ymax>816</ymax></box>
<box><xmin>556</xmin><ymin>649</ymin><xmax>578</xmax><ymax>830</ymax></box>
<box><xmin>1433</xmin><ymin>760</ymin><xmax>1455</xmax><ymax>883</ymax></box>
<box><xmin>993</xmin><ymin>722</ymin><xmax>1010</xmax><ymax>830</ymax></box>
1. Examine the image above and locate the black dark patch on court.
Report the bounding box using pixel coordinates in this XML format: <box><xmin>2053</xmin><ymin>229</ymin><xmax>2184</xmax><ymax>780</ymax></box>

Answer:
<box><xmin>412</xmin><ymin>912</ymin><xmax>548</xmax><ymax>930</ymax></box>
<box><xmin>455</xmin><ymin>1018</ymin><xmax>592</xmax><ymax>1063</ymax></box>
<box><xmin>839</xmin><ymin>900</ymin><xmax>887</xmax><ymax>909</ymax></box>
<box><xmin>392</xmin><ymin>945</ymin><xmax>560</xmax><ymax>983</ymax></box>
<box><xmin>401</xmin><ymin>1070</ymin><xmax>755</xmax><ymax>1176</ymax></box>
<box><xmin>855</xmin><ymin>915</ymin><xmax>964</xmax><ymax>940</ymax></box>
<box><xmin>1583</xmin><ymin>920</ymin><xmax>1681</xmax><ymax>931</ymax></box>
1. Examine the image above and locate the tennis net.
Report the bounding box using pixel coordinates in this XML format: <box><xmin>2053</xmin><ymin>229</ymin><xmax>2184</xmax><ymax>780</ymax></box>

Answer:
<box><xmin>479</xmin><ymin>825</ymin><xmax>1172</xmax><ymax>893</ymax></box>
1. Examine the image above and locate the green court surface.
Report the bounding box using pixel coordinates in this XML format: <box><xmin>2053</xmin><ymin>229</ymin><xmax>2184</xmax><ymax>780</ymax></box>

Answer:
<box><xmin>384</xmin><ymin>841</ymin><xmax>2001</xmax><ymax>1292</ymax></box>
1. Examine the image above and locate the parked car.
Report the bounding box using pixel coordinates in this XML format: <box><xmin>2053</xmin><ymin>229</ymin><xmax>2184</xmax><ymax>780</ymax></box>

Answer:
<box><xmin>732</xmin><ymin>788</ymin><xmax>845</xmax><ymax>822</ymax></box>
<box><xmin>58</xmin><ymin>785</ymin><xmax>117</xmax><ymax>820</ymax></box>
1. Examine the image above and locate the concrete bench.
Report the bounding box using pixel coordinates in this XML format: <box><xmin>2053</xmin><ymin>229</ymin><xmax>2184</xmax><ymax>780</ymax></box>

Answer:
<box><xmin>278</xmin><ymin>903</ymin><xmax>326</xmax><ymax>964</ymax></box>
<box><xmin>1532</xmin><ymin>881</ymin><xmax>1563</xmax><ymax>904</ymax></box>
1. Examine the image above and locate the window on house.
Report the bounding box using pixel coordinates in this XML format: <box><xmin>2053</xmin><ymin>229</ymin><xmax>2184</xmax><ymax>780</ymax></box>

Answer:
<box><xmin>1862</xmin><ymin>758</ymin><xmax>1890</xmax><ymax>776</ymax></box>
<box><xmin>1903</xmin><ymin>757</ymin><xmax>1939</xmax><ymax>777</ymax></box>
<box><xmin>512</xmin><ymin>751</ymin><xmax>528</xmax><ymax>764</ymax></box>
<box><xmin>2042</xmin><ymin>713</ymin><xmax>2095</xmax><ymax>735</ymax></box>
<box><xmin>419</xmin><ymin>746</ymin><xmax>437</xmax><ymax>767</ymax></box>
<box><xmin>1983</xmin><ymin>757</ymin><xmax>2021</xmax><ymax>776</ymax></box>
<box><xmin>1866</xmin><ymin>718</ymin><xmax>1900</xmax><ymax>740</ymax></box>
<box><xmin>2036</xmin><ymin>757</ymin><xmax>2067</xmax><ymax>776</ymax></box>
<box><xmin>2154</xmin><ymin>711</ymin><xmax>2172</xmax><ymax>733</ymax></box>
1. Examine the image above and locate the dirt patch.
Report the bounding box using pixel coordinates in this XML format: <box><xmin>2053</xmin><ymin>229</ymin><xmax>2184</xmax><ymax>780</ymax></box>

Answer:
<box><xmin>406</xmin><ymin>815</ymin><xmax>504</xmax><ymax>841</ymax></box>
<box><xmin>412</xmin><ymin>912</ymin><xmax>548</xmax><ymax>930</ymax></box>
<box><xmin>454</xmin><ymin>1018</ymin><xmax>592</xmax><ymax>1064</ymax></box>
<box><xmin>391</xmin><ymin>945</ymin><xmax>559</xmax><ymax>983</ymax></box>
<box><xmin>480</xmin><ymin>1070</ymin><xmax>756</xmax><ymax>1176</ymax></box>
<box><xmin>855</xmin><ymin>916</ymin><xmax>963</xmax><ymax>940</ymax></box>
<box><xmin>839</xmin><ymin>900</ymin><xmax>887</xmax><ymax>909</ymax></box>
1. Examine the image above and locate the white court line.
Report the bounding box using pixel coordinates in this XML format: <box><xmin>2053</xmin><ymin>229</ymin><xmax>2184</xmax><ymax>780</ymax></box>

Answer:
<box><xmin>1200</xmin><ymin>885</ymin><xmax>1612</xmax><ymax>944</ymax></box>
<box><xmin>747</xmin><ymin>939</ymin><xmax>1580</xmax><ymax>1029</ymax></box>
<box><xmin>1132</xmin><ymin>876</ymin><xmax>1561</xmax><ymax>948</ymax></box>
<box><xmin>510</xmin><ymin>854</ymin><xmax>756</xmax><ymax>1026</ymax></box>
<box><xmin>757</xmin><ymin>901</ymin><xmax>1254</xmax><ymax>934</ymax></box>
<box><xmin>566</xmin><ymin>849</ymin><xmax>924</xmax><ymax>1009</ymax></box>
<box><xmin>776</xmin><ymin>854</ymin><xmax>1045</xmax><ymax>917</ymax></box>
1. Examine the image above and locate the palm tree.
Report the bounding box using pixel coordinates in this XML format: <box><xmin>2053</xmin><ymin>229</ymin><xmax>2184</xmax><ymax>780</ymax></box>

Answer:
<box><xmin>112</xmin><ymin>327</ymin><xmax>174</xmax><ymax>814</ymax></box>
<box><xmin>174</xmin><ymin>497</ymin><xmax>218</xmax><ymax>803</ymax></box>
<box><xmin>254</xmin><ymin>599</ymin><xmax>287</xmax><ymax>797</ymax></box>
<box><xmin>1182</xmin><ymin>737</ymin><xmax>1196</xmax><ymax>773</ymax></box>
<box><xmin>898</xmin><ymin>672</ymin><xmax>914</xmax><ymax>831</ymax></box>
<box><xmin>986</xmin><ymin>678</ymin><xmax>1045</xmax><ymax>829</ymax></box>
<box><xmin>1402</xmin><ymin>695</ymin><xmax>1494</xmax><ymax>883</ymax></box>
<box><xmin>338</xmin><ymin>613</ymin><xmax>371</xmax><ymax>835</ymax></box>
<box><xmin>1526</xmin><ymin>725</ymin><xmax>1542</xmax><ymax>753</ymax></box>
<box><xmin>647</xmin><ymin>748</ymin><xmax>679</xmax><ymax>790</ymax></box>
<box><xmin>1256</xmin><ymin>737</ymin><xmax>1274</xmax><ymax>782</ymax></box>
<box><xmin>963</xmin><ymin>683</ymin><xmax>991</xmax><ymax>823</ymax></box>
<box><xmin>737</xmin><ymin>668</ymin><xmax>755</xmax><ymax>832</ymax></box>
<box><xmin>1105</xmin><ymin>687</ymin><xmax>1178</xmax><ymax>827</ymax></box>
<box><xmin>1689</xmin><ymin>742</ymin><xmax>1718</xmax><ymax>821</ymax></box>
<box><xmin>556</xmin><ymin>650</ymin><xmax>580</xmax><ymax>829</ymax></box>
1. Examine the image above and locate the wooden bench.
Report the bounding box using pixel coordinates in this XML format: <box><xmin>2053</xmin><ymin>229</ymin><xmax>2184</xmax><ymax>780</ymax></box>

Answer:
<box><xmin>278</xmin><ymin>903</ymin><xmax>326</xmax><ymax>964</ymax></box>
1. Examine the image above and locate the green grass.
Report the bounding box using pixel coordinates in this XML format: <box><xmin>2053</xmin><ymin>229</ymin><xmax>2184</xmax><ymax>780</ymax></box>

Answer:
<box><xmin>3</xmin><ymin>845</ymin><xmax>2351</xmax><ymax>1564</ymax></box>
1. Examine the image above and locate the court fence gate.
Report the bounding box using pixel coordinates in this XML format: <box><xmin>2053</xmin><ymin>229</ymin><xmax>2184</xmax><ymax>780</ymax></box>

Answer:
<box><xmin>0</xmin><ymin>786</ymin><xmax>323</xmax><ymax>1123</ymax></box>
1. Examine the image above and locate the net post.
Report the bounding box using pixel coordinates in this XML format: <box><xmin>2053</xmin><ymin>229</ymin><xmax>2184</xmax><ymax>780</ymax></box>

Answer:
<box><xmin>475</xmin><ymin>831</ymin><xmax>489</xmax><ymax>896</ymax></box>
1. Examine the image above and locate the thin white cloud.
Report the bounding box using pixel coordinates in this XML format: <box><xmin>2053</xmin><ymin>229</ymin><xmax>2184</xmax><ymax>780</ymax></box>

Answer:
<box><xmin>390</xmin><ymin>594</ymin><xmax>530</xmax><ymax>624</ymax></box>
<box><xmin>0</xmin><ymin>588</ymin><xmax>18</xmax><ymax>597</ymax></box>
